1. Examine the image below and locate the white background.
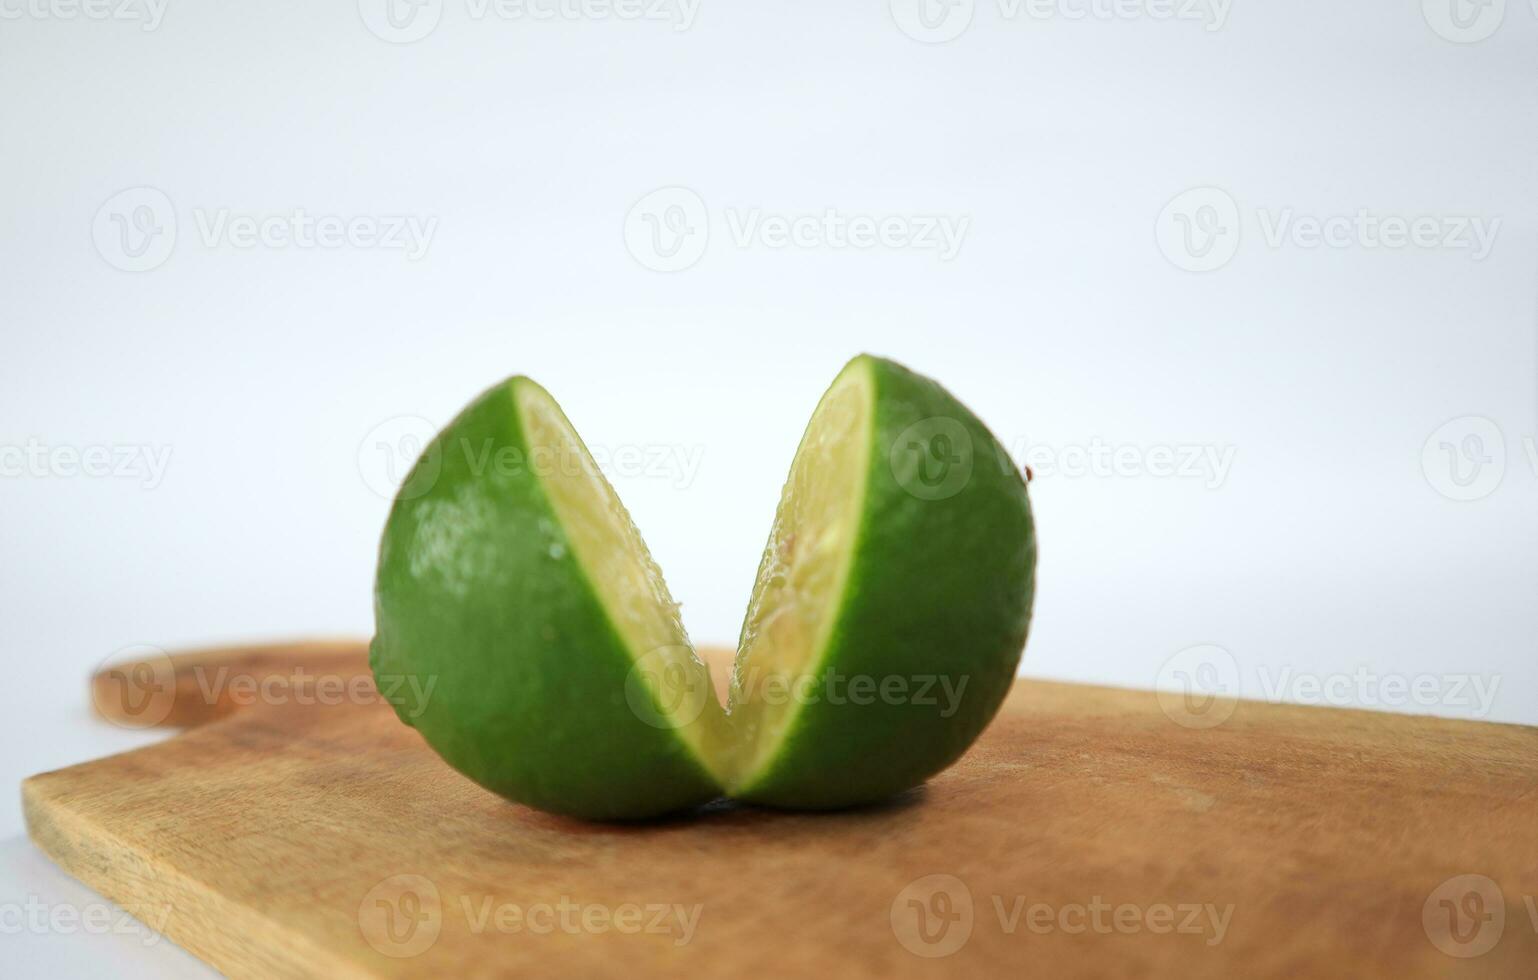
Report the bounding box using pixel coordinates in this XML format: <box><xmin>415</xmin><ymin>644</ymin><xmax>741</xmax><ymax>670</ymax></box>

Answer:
<box><xmin>2</xmin><ymin>1</ymin><xmax>1536</xmax><ymax>971</ymax></box>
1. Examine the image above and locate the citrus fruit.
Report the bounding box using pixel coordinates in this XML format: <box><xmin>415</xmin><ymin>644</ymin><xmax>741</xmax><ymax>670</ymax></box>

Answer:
<box><xmin>371</xmin><ymin>356</ymin><xmax>1035</xmax><ymax>819</ymax></box>
<box><xmin>370</xmin><ymin>377</ymin><xmax>725</xmax><ymax>820</ymax></box>
<box><xmin>720</xmin><ymin>355</ymin><xmax>1036</xmax><ymax>808</ymax></box>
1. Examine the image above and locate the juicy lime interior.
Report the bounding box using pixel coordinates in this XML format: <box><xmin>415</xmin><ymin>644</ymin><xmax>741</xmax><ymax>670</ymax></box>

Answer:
<box><xmin>514</xmin><ymin>381</ymin><xmax>722</xmax><ymax>761</ymax></box>
<box><xmin>724</xmin><ymin>361</ymin><xmax>874</xmax><ymax>787</ymax></box>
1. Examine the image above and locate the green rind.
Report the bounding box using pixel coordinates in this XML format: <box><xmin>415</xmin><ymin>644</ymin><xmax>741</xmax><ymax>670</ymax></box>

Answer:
<box><xmin>370</xmin><ymin>378</ymin><xmax>721</xmax><ymax>820</ymax></box>
<box><xmin>731</xmin><ymin>356</ymin><xmax>1037</xmax><ymax>808</ymax></box>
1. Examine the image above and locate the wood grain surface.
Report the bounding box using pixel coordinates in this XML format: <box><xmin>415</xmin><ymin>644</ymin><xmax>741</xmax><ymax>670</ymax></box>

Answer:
<box><xmin>23</xmin><ymin>640</ymin><xmax>1538</xmax><ymax>978</ymax></box>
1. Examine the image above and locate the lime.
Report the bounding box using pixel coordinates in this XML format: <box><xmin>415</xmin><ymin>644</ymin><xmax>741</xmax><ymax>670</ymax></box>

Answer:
<box><xmin>721</xmin><ymin>355</ymin><xmax>1036</xmax><ymax>808</ymax></box>
<box><xmin>371</xmin><ymin>357</ymin><xmax>1035</xmax><ymax>819</ymax></box>
<box><xmin>370</xmin><ymin>377</ymin><xmax>725</xmax><ymax>820</ymax></box>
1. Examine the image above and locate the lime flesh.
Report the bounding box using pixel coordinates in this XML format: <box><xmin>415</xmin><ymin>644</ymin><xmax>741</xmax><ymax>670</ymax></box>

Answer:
<box><xmin>516</xmin><ymin>382</ymin><xmax>723</xmax><ymax>767</ymax></box>
<box><xmin>723</xmin><ymin>361</ymin><xmax>873</xmax><ymax>789</ymax></box>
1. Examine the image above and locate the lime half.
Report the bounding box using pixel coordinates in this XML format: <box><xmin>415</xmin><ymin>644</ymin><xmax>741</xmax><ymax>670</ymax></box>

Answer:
<box><xmin>722</xmin><ymin>355</ymin><xmax>1036</xmax><ymax>808</ymax></box>
<box><xmin>371</xmin><ymin>377</ymin><xmax>723</xmax><ymax>820</ymax></box>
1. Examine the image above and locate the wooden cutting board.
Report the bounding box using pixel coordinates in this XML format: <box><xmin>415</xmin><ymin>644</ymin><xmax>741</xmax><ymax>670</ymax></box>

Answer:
<box><xmin>23</xmin><ymin>641</ymin><xmax>1538</xmax><ymax>978</ymax></box>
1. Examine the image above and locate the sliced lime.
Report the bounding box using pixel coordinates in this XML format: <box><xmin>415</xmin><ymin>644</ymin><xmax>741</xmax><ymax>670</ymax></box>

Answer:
<box><xmin>371</xmin><ymin>378</ymin><xmax>723</xmax><ymax>820</ymax></box>
<box><xmin>723</xmin><ymin>356</ymin><xmax>1036</xmax><ymax>808</ymax></box>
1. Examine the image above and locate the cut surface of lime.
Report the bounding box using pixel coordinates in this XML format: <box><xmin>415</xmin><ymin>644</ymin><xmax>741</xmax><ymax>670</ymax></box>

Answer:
<box><xmin>724</xmin><ymin>359</ymin><xmax>874</xmax><ymax>788</ymax></box>
<box><xmin>515</xmin><ymin>381</ymin><xmax>723</xmax><ymax>763</ymax></box>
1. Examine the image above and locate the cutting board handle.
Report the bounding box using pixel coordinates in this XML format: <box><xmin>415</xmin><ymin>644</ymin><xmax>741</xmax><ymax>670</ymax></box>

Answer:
<box><xmin>91</xmin><ymin>639</ymin><xmax>370</xmax><ymax>729</ymax></box>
